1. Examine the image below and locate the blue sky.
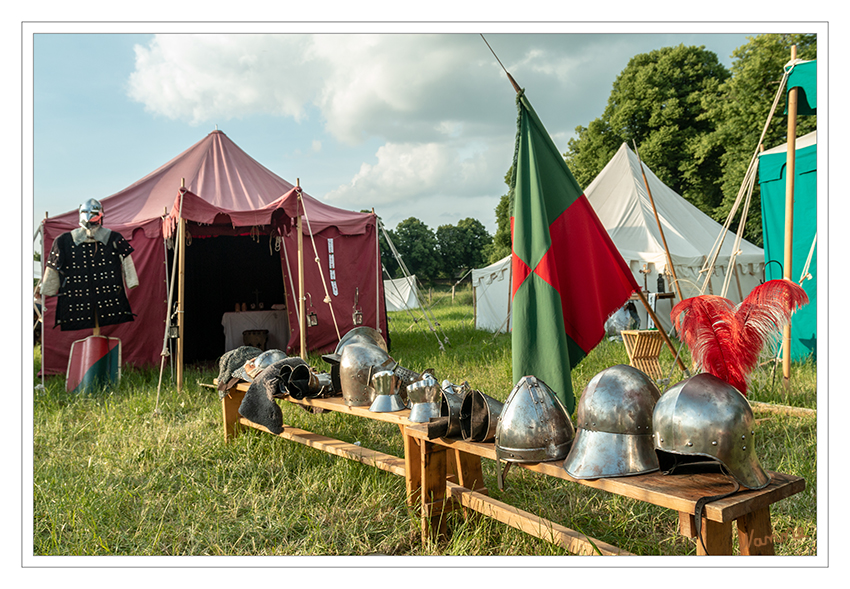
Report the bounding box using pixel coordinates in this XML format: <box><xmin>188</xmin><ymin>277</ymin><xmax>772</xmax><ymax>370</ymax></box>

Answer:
<box><xmin>26</xmin><ymin>22</ymin><xmax>828</xmax><ymax>265</ymax></box>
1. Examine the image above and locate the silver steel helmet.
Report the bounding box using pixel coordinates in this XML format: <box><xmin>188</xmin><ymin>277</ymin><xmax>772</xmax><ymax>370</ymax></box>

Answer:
<box><xmin>406</xmin><ymin>373</ymin><xmax>441</xmax><ymax>423</ymax></box>
<box><xmin>338</xmin><ymin>341</ymin><xmax>398</xmax><ymax>406</ymax></box>
<box><xmin>652</xmin><ymin>372</ymin><xmax>770</xmax><ymax>490</ymax></box>
<box><xmin>495</xmin><ymin>376</ymin><xmax>575</xmax><ymax>489</ymax></box>
<box><xmin>232</xmin><ymin>349</ymin><xmax>287</xmax><ymax>382</ymax></box>
<box><xmin>369</xmin><ymin>370</ymin><xmax>407</xmax><ymax>413</ymax></box>
<box><xmin>322</xmin><ymin>326</ymin><xmax>388</xmax><ymax>366</ymax></box>
<box><xmin>79</xmin><ymin>198</ymin><xmax>104</xmax><ymax>229</ymax></box>
<box><xmin>563</xmin><ymin>364</ymin><xmax>661</xmax><ymax>480</ymax></box>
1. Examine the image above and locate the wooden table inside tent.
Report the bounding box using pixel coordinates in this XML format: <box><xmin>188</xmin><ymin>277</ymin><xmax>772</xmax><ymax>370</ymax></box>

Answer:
<box><xmin>218</xmin><ymin>380</ymin><xmax>804</xmax><ymax>556</ymax></box>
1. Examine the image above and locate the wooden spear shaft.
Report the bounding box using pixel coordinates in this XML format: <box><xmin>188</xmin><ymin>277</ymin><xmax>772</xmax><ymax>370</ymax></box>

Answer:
<box><xmin>782</xmin><ymin>45</ymin><xmax>799</xmax><ymax>389</ymax></box>
<box><xmin>633</xmin><ymin>141</ymin><xmax>684</xmax><ymax>302</ymax></box>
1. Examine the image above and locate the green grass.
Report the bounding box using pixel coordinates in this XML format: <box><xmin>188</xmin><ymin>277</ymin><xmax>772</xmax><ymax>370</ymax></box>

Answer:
<box><xmin>31</xmin><ymin>286</ymin><xmax>818</xmax><ymax>557</ymax></box>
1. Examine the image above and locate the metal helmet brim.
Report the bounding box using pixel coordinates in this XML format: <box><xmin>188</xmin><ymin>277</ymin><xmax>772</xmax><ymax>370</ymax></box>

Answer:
<box><xmin>563</xmin><ymin>428</ymin><xmax>659</xmax><ymax>479</ymax></box>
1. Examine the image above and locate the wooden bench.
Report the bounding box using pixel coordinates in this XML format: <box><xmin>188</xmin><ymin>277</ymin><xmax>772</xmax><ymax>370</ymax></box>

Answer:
<box><xmin>219</xmin><ymin>381</ymin><xmax>804</xmax><ymax>556</ymax></box>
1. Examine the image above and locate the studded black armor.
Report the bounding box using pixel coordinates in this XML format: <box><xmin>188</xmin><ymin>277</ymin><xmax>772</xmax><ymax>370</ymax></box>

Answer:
<box><xmin>46</xmin><ymin>230</ymin><xmax>136</xmax><ymax>331</ymax></box>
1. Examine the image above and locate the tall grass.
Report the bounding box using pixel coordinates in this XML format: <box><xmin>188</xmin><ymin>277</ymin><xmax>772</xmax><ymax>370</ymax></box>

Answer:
<box><xmin>31</xmin><ymin>286</ymin><xmax>818</xmax><ymax>557</ymax></box>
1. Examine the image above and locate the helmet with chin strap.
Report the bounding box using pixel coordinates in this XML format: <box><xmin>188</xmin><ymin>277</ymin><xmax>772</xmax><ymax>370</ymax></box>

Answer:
<box><xmin>652</xmin><ymin>372</ymin><xmax>770</xmax><ymax>490</ymax></box>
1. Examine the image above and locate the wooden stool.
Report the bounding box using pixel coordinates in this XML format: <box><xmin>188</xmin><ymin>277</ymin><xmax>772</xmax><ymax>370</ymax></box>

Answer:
<box><xmin>242</xmin><ymin>329</ymin><xmax>269</xmax><ymax>350</ymax></box>
<box><xmin>621</xmin><ymin>329</ymin><xmax>664</xmax><ymax>379</ymax></box>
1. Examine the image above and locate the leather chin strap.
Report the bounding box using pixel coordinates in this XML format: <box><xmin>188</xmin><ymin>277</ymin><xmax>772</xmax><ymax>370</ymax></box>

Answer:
<box><xmin>661</xmin><ymin>459</ymin><xmax>741</xmax><ymax>555</ymax></box>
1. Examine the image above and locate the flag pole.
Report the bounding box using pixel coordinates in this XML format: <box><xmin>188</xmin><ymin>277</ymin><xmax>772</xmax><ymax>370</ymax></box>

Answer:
<box><xmin>632</xmin><ymin>140</ymin><xmax>684</xmax><ymax>302</ymax></box>
<box><xmin>485</xmin><ymin>34</ymin><xmax>686</xmax><ymax>375</ymax></box>
<box><xmin>782</xmin><ymin>45</ymin><xmax>799</xmax><ymax>391</ymax></box>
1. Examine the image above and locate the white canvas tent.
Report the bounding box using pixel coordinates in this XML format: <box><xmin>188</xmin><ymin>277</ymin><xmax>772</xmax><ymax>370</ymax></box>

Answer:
<box><xmin>585</xmin><ymin>143</ymin><xmax>764</xmax><ymax>332</ymax></box>
<box><xmin>473</xmin><ymin>256</ymin><xmax>512</xmax><ymax>333</ymax></box>
<box><xmin>384</xmin><ymin>275</ymin><xmax>420</xmax><ymax>312</ymax></box>
<box><xmin>472</xmin><ymin>143</ymin><xmax>765</xmax><ymax>334</ymax></box>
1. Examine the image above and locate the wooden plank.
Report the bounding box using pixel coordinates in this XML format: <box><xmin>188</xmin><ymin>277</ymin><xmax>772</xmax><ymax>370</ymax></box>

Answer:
<box><xmin>445</xmin><ymin>482</ymin><xmax>632</xmax><ymax>556</ymax></box>
<box><xmin>404</xmin><ymin>425</ymin><xmax>804</xmax><ymax>523</ymax></box>
<box><xmin>236</xmin><ymin>417</ymin><xmax>406</xmax><ymax>476</ymax></box>
<box><xmin>750</xmin><ymin>401</ymin><xmax>816</xmax><ymax>417</ymax></box>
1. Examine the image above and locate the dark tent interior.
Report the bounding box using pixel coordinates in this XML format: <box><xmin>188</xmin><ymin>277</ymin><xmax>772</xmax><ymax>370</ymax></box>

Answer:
<box><xmin>170</xmin><ymin>231</ymin><xmax>289</xmax><ymax>364</ymax></box>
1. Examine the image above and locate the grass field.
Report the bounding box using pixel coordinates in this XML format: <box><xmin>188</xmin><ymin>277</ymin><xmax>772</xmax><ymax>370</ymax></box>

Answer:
<box><xmin>31</xmin><ymin>286</ymin><xmax>818</xmax><ymax>558</ymax></box>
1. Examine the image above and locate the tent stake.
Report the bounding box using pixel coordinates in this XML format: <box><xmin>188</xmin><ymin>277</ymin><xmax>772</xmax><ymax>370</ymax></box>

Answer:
<box><xmin>781</xmin><ymin>45</ymin><xmax>799</xmax><ymax>392</ymax></box>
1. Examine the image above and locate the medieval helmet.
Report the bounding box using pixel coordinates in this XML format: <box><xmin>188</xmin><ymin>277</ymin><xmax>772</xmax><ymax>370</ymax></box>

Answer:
<box><xmin>495</xmin><ymin>376</ymin><xmax>575</xmax><ymax>488</ymax></box>
<box><xmin>322</xmin><ymin>326</ymin><xmax>388</xmax><ymax>366</ymax></box>
<box><xmin>338</xmin><ymin>341</ymin><xmax>398</xmax><ymax>406</ymax></box>
<box><xmin>652</xmin><ymin>372</ymin><xmax>770</xmax><ymax>490</ymax></box>
<box><xmin>79</xmin><ymin>198</ymin><xmax>104</xmax><ymax>229</ymax></box>
<box><xmin>232</xmin><ymin>349</ymin><xmax>287</xmax><ymax>382</ymax></box>
<box><xmin>563</xmin><ymin>364</ymin><xmax>661</xmax><ymax>480</ymax></box>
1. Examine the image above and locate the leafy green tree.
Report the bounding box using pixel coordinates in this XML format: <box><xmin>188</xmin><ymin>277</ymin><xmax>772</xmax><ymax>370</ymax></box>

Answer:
<box><xmin>484</xmin><ymin>167</ymin><xmax>513</xmax><ymax>264</ymax></box>
<box><xmin>392</xmin><ymin>217</ymin><xmax>441</xmax><ymax>283</ymax></box>
<box><xmin>707</xmin><ymin>34</ymin><xmax>817</xmax><ymax>246</ymax></box>
<box><xmin>436</xmin><ymin>218</ymin><xmax>492</xmax><ymax>278</ymax></box>
<box><xmin>565</xmin><ymin>44</ymin><xmax>731</xmax><ymax>212</ymax></box>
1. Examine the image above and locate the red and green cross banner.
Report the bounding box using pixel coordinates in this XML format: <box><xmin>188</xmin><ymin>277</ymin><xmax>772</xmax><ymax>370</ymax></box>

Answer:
<box><xmin>510</xmin><ymin>92</ymin><xmax>638</xmax><ymax>413</ymax></box>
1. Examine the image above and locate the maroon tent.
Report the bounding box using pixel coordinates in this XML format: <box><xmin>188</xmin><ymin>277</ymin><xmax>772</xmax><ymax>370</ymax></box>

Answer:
<box><xmin>40</xmin><ymin>130</ymin><xmax>387</xmax><ymax>376</ymax></box>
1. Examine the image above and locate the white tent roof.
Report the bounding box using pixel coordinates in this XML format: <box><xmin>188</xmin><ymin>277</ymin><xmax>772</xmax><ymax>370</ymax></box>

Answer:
<box><xmin>584</xmin><ymin>143</ymin><xmax>764</xmax><ymax>273</ymax></box>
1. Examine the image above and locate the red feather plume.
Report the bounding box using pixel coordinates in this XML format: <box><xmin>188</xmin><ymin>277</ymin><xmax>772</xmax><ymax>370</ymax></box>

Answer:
<box><xmin>670</xmin><ymin>279</ymin><xmax>809</xmax><ymax>395</ymax></box>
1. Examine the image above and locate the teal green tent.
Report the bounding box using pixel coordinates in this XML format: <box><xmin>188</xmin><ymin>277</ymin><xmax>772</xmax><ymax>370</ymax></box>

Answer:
<box><xmin>758</xmin><ymin>130</ymin><xmax>817</xmax><ymax>361</ymax></box>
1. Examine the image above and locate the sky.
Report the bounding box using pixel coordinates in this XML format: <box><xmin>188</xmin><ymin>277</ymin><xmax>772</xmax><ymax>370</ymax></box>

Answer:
<box><xmin>27</xmin><ymin>23</ymin><xmax>792</xmax><ymax>250</ymax></box>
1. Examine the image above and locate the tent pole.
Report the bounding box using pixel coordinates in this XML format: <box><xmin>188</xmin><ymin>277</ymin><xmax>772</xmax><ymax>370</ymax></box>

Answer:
<box><xmin>633</xmin><ymin>289</ymin><xmax>689</xmax><ymax>375</ymax></box>
<box><xmin>782</xmin><ymin>45</ymin><xmax>799</xmax><ymax>391</ymax></box>
<box><xmin>633</xmin><ymin>141</ymin><xmax>684</xmax><ymax>302</ymax></box>
<box><xmin>373</xmin><ymin>208</ymin><xmax>380</xmax><ymax>333</ymax></box>
<box><xmin>297</xmin><ymin>179</ymin><xmax>307</xmax><ymax>360</ymax></box>
<box><xmin>176</xmin><ymin>179</ymin><xmax>186</xmax><ymax>392</ymax></box>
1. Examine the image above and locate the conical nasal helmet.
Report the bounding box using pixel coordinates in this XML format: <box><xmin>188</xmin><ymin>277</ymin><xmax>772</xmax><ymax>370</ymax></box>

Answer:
<box><xmin>653</xmin><ymin>373</ymin><xmax>770</xmax><ymax>490</ymax></box>
<box><xmin>563</xmin><ymin>364</ymin><xmax>661</xmax><ymax>479</ymax></box>
<box><xmin>495</xmin><ymin>376</ymin><xmax>575</xmax><ymax>464</ymax></box>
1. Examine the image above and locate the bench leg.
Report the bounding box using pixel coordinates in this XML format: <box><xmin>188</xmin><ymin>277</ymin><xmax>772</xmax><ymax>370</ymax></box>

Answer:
<box><xmin>695</xmin><ymin>517</ymin><xmax>733</xmax><ymax>555</ymax></box>
<box><xmin>221</xmin><ymin>390</ymin><xmax>245</xmax><ymax>442</ymax></box>
<box><xmin>420</xmin><ymin>440</ymin><xmax>448</xmax><ymax>545</ymax></box>
<box><xmin>449</xmin><ymin>448</ymin><xmax>487</xmax><ymax>496</ymax></box>
<box><xmin>737</xmin><ymin>507</ymin><xmax>776</xmax><ymax>555</ymax></box>
<box><xmin>404</xmin><ymin>430</ymin><xmax>422</xmax><ymax>507</ymax></box>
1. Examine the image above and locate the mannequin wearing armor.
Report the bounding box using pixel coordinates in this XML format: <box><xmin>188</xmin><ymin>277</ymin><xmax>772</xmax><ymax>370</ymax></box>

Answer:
<box><xmin>40</xmin><ymin>199</ymin><xmax>139</xmax><ymax>331</ymax></box>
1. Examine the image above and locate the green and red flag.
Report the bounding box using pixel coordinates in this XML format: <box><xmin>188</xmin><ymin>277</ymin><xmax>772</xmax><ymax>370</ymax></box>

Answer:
<box><xmin>510</xmin><ymin>91</ymin><xmax>639</xmax><ymax>413</ymax></box>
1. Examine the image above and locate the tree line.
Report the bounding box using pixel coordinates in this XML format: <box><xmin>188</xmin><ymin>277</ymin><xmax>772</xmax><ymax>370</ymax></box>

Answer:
<box><xmin>380</xmin><ymin>34</ymin><xmax>817</xmax><ymax>284</ymax></box>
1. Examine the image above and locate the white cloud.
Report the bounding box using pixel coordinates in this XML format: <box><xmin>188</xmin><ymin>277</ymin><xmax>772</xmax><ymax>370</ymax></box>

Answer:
<box><xmin>127</xmin><ymin>34</ymin><xmax>320</xmax><ymax>125</ymax></box>
<box><xmin>122</xmin><ymin>31</ymin><xmax>753</xmax><ymax>232</ymax></box>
